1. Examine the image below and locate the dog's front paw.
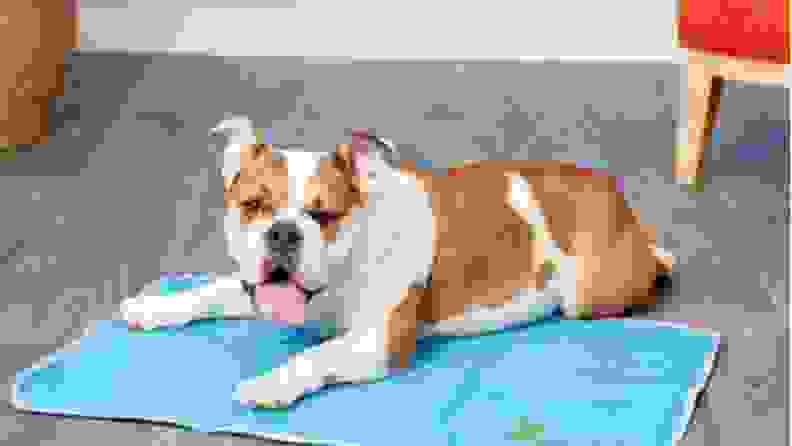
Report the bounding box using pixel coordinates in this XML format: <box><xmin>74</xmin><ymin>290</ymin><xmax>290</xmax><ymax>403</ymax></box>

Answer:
<box><xmin>234</xmin><ymin>361</ymin><xmax>324</xmax><ymax>408</ymax></box>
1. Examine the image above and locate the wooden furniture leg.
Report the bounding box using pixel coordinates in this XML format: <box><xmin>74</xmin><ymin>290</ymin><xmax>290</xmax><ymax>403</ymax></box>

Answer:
<box><xmin>0</xmin><ymin>1</ymin><xmax>77</xmax><ymax>147</ymax></box>
<box><xmin>674</xmin><ymin>56</ymin><xmax>722</xmax><ymax>186</ymax></box>
<box><xmin>674</xmin><ymin>50</ymin><xmax>787</xmax><ymax>188</ymax></box>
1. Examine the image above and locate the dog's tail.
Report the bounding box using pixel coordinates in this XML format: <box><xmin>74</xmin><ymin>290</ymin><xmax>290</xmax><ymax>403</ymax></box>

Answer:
<box><xmin>652</xmin><ymin>244</ymin><xmax>676</xmax><ymax>273</ymax></box>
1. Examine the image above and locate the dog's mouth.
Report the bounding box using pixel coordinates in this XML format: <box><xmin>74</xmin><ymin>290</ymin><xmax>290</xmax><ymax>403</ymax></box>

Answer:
<box><xmin>264</xmin><ymin>266</ymin><xmax>293</xmax><ymax>285</ymax></box>
<box><xmin>255</xmin><ymin>266</ymin><xmax>326</xmax><ymax>304</ymax></box>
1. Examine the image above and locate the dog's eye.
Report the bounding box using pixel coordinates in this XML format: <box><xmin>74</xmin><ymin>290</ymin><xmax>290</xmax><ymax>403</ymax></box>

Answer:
<box><xmin>241</xmin><ymin>199</ymin><xmax>271</xmax><ymax>214</ymax></box>
<box><xmin>241</xmin><ymin>199</ymin><xmax>259</xmax><ymax>210</ymax></box>
<box><xmin>304</xmin><ymin>208</ymin><xmax>339</xmax><ymax>226</ymax></box>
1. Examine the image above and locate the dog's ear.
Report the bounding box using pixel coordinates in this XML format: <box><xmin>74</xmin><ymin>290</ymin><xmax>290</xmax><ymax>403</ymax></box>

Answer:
<box><xmin>210</xmin><ymin>116</ymin><xmax>275</xmax><ymax>177</ymax></box>
<box><xmin>334</xmin><ymin>144</ymin><xmax>365</xmax><ymax>178</ymax></box>
<box><xmin>335</xmin><ymin>129</ymin><xmax>374</xmax><ymax>205</ymax></box>
<box><xmin>334</xmin><ymin>128</ymin><xmax>400</xmax><ymax>201</ymax></box>
<box><xmin>209</xmin><ymin>115</ymin><xmax>257</xmax><ymax>142</ymax></box>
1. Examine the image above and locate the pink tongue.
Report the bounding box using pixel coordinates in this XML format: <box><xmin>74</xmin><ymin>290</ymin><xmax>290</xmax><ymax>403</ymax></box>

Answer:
<box><xmin>255</xmin><ymin>257</ymin><xmax>305</xmax><ymax>325</ymax></box>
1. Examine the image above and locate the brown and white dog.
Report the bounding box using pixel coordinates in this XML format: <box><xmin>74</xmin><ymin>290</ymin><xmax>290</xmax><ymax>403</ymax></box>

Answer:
<box><xmin>120</xmin><ymin>115</ymin><xmax>674</xmax><ymax>408</ymax></box>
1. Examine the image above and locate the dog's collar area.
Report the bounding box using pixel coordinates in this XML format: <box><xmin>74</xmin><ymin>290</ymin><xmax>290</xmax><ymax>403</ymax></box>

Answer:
<box><xmin>240</xmin><ymin>280</ymin><xmax>325</xmax><ymax>304</ymax></box>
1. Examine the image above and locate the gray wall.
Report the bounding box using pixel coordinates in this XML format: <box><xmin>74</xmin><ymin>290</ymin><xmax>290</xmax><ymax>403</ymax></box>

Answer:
<box><xmin>76</xmin><ymin>2</ymin><xmax>679</xmax><ymax>59</ymax></box>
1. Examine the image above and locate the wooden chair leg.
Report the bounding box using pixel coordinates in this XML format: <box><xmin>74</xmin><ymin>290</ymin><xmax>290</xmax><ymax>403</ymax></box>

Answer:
<box><xmin>674</xmin><ymin>56</ymin><xmax>725</xmax><ymax>188</ymax></box>
<box><xmin>675</xmin><ymin>50</ymin><xmax>786</xmax><ymax>187</ymax></box>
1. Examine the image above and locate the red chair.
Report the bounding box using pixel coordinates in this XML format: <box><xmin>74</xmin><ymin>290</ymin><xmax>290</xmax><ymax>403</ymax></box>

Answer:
<box><xmin>674</xmin><ymin>0</ymin><xmax>788</xmax><ymax>188</ymax></box>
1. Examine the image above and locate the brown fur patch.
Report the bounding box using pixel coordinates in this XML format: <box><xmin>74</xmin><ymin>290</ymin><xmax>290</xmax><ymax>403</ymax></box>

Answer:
<box><xmin>414</xmin><ymin>167</ymin><xmax>546</xmax><ymax>323</ymax></box>
<box><xmin>384</xmin><ymin>286</ymin><xmax>423</xmax><ymax>370</ymax></box>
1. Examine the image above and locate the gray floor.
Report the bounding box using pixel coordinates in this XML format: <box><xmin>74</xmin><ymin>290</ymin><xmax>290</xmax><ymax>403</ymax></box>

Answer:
<box><xmin>0</xmin><ymin>53</ymin><xmax>787</xmax><ymax>445</ymax></box>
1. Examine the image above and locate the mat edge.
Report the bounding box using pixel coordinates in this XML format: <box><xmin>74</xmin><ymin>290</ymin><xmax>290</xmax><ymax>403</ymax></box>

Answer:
<box><xmin>673</xmin><ymin>327</ymin><xmax>722</xmax><ymax>445</ymax></box>
<box><xmin>214</xmin><ymin>426</ymin><xmax>356</xmax><ymax>446</ymax></box>
<box><xmin>9</xmin><ymin>317</ymin><xmax>724</xmax><ymax>446</ymax></box>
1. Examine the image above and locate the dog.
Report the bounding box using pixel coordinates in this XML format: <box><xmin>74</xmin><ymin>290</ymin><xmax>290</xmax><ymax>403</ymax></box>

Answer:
<box><xmin>120</xmin><ymin>115</ymin><xmax>675</xmax><ymax>408</ymax></box>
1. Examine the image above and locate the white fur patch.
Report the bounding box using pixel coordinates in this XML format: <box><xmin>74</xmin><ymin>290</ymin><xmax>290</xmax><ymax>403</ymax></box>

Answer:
<box><xmin>510</xmin><ymin>174</ymin><xmax>579</xmax><ymax>317</ymax></box>
<box><xmin>278</xmin><ymin>149</ymin><xmax>326</xmax><ymax>208</ymax></box>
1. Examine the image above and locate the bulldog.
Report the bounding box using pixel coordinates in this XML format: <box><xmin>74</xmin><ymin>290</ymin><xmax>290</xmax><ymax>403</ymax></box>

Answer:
<box><xmin>120</xmin><ymin>115</ymin><xmax>674</xmax><ymax>408</ymax></box>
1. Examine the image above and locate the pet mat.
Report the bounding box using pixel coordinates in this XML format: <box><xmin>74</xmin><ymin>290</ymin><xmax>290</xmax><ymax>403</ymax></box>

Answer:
<box><xmin>11</xmin><ymin>315</ymin><xmax>719</xmax><ymax>446</ymax></box>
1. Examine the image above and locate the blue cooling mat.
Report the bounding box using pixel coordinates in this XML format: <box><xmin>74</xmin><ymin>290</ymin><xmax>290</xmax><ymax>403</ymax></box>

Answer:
<box><xmin>11</xmin><ymin>317</ymin><xmax>719</xmax><ymax>446</ymax></box>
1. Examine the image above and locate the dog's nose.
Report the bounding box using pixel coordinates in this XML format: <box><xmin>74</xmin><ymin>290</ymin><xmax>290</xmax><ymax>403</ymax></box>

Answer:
<box><xmin>266</xmin><ymin>221</ymin><xmax>303</xmax><ymax>251</ymax></box>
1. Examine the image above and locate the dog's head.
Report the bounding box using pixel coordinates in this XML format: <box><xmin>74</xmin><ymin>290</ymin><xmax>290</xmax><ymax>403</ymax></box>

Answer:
<box><xmin>211</xmin><ymin>116</ymin><xmax>399</xmax><ymax>301</ymax></box>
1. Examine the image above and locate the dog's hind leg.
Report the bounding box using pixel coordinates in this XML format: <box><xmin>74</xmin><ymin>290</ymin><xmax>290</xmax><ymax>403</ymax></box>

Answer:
<box><xmin>419</xmin><ymin>286</ymin><xmax>564</xmax><ymax>337</ymax></box>
<box><xmin>419</xmin><ymin>172</ymin><xmax>576</xmax><ymax>336</ymax></box>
